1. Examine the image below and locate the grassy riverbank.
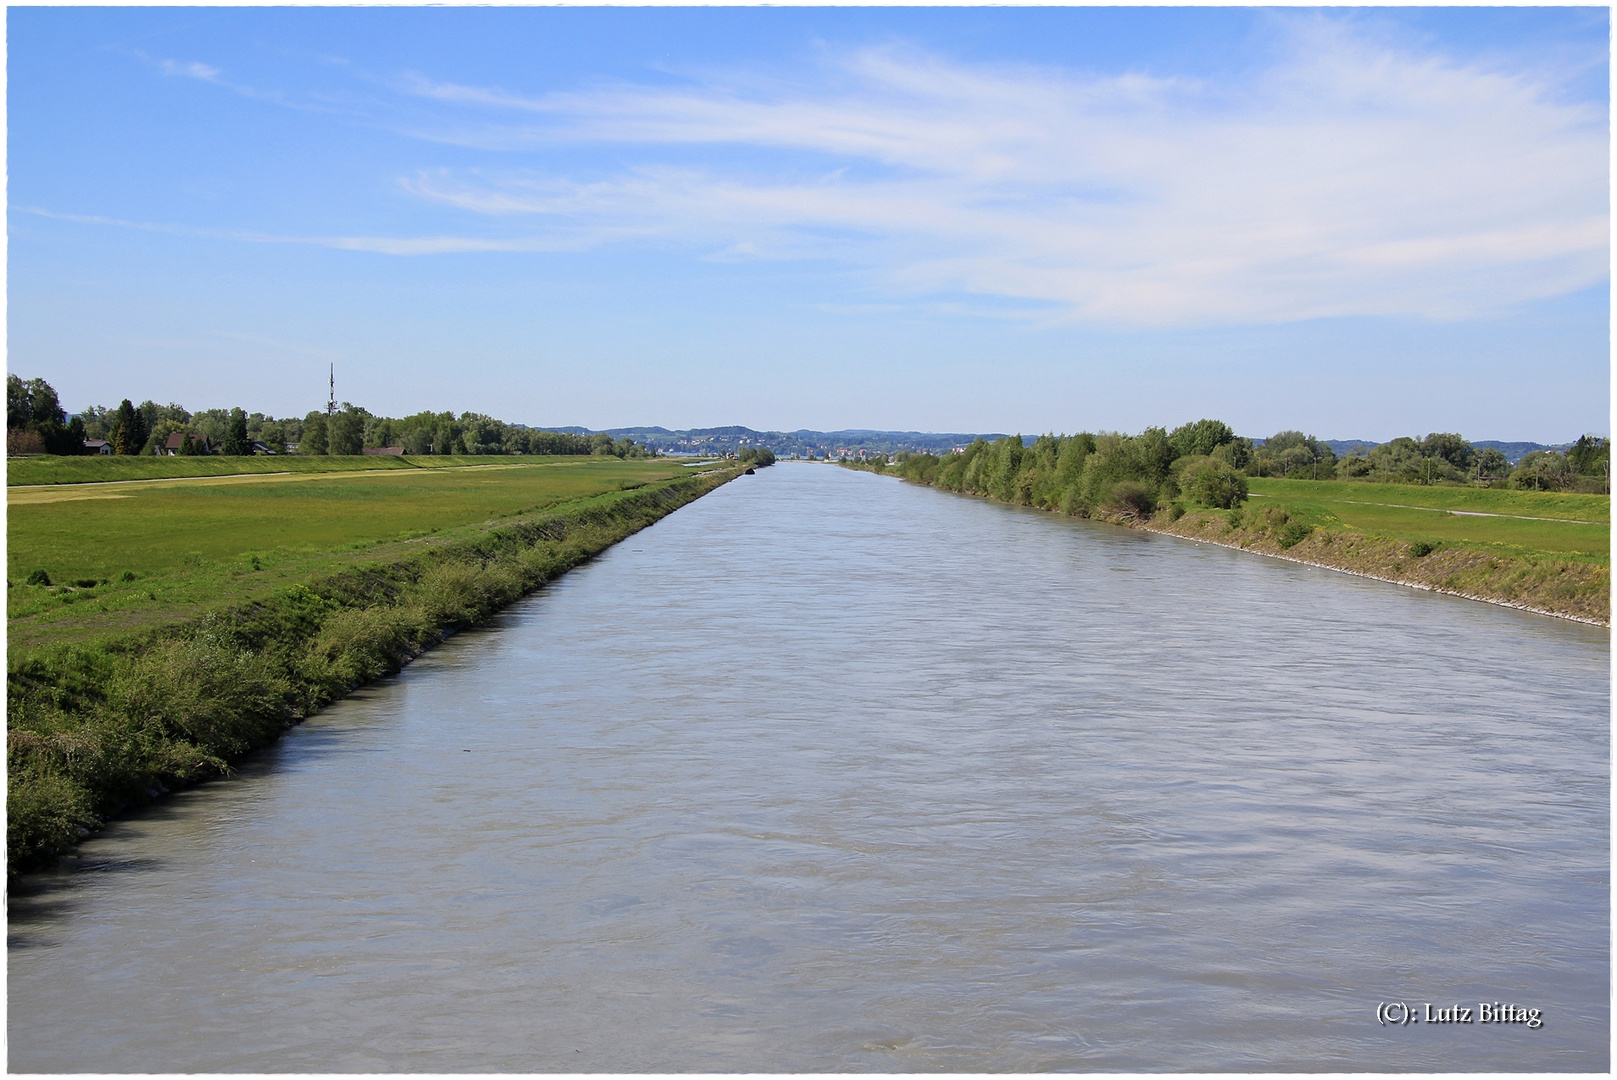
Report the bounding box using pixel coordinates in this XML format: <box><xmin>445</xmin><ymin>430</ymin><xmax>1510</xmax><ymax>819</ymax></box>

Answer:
<box><xmin>8</xmin><ymin>461</ymin><xmax>743</xmax><ymax>873</ymax></box>
<box><xmin>5</xmin><ymin>452</ymin><xmax>549</xmax><ymax>486</ymax></box>
<box><xmin>1150</xmin><ymin>504</ymin><xmax>1608</xmax><ymax>624</ymax></box>
<box><xmin>842</xmin><ymin>460</ymin><xmax>1609</xmax><ymax>624</ymax></box>
<box><xmin>8</xmin><ymin>457</ymin><xmax>693</xmax><ymax>651</ymax></box>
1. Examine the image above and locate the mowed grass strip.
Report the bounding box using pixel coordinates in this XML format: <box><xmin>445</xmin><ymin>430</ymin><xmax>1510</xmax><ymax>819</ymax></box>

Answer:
<box><xmin>6</xmin><ymin>452</ymin><xmax>609</xmax><ymax>487</ymax></box>
<box><xmin>1247</xmin><ymin>477</ymin><xmax>1609</xmax><ymax>522</ymax></box>
<box><xmin>7</xmin><ymin>458</ymin><xmax>693</xmax><ymax>650</ymax></box>
<box><xmin>1246</xmin><ymin>478</ymin><xmax>1609</xmax><ymax>562</ymax></box>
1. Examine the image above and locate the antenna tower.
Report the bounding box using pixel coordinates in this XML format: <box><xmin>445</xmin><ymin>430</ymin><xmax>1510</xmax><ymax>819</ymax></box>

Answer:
<box><xmin>328</xmin><ymin>364</ymin><xmax>336</xmax><ymax>418</ymax></box>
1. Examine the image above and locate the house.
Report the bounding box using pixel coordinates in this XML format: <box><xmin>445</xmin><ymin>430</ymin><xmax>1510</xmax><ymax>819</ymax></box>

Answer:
<box><xmin>83</xmin><ymin>439</ymin><xmax>111</xmax><ymax>455</ymax></box>
<box><xmin>164</xmin><ymin>432</ymin><xmax>214</xmax><ymax>455</ymax></box>
<box><xmin>249</xmin><ymin>440</ymin><xmax>276</xmax><ymax>455</ymax></box>
<box><xmin>362</xmin><ymin>446</ymin><xmax>406</xmax><ymax>456</ymax></box>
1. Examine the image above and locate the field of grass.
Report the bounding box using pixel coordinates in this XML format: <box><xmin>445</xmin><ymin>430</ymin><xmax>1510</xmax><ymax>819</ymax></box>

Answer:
<box><xmin>1245</xmin><ymin>478</ymin><xmax>1609</xmax><ymax>562</ymax></box>
<box><xmin>7</xmin><ymin>457</ymin><xmax>695</xmax><ymax>652</ymax></box>
<box><xmin>6</xmin><ymin>452</ymin><xmax>609</xmax><ymax>486</ymax></box>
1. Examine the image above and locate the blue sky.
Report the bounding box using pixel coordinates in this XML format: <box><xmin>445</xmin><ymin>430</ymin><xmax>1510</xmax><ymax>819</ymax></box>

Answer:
<box><xmin>8</xmin><ymin>7</ymin><xmax>1609</xmax><ymax>442</ymax></box>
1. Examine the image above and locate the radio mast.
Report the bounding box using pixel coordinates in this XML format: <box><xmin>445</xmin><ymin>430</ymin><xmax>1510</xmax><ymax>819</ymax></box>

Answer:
<box><xmin>328</xmin><ymin>364</ymin><xmax>335</xmax><ymax>418</ymax></box>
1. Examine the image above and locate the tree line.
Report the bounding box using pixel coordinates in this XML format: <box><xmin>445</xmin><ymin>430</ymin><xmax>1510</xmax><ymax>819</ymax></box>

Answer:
<box><xmin>856</xmin><ymin>419</ymin><xmax>1610</xmax><ymax>518</ymax></box>
<box><xmin>1250</xmin><ymin>429</ymin><xmax>1608</xmax><ymax>493</ymax></box>
<box><xmin>865</xmin><ymin>420</ymin><xmax>1251</xmax><ymax>518</ymax></box>
<box><xmin>7</xmin><ymin>375</ymin><xmax>654</xmax><ymax>459</ymax></box>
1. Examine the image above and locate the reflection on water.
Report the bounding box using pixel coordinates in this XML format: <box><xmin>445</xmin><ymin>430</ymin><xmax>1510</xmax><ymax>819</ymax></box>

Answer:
<box><xmin>9</xmin><ymin>464</ymin><xmax>1609</xmax><ymax>1071</ymax></box>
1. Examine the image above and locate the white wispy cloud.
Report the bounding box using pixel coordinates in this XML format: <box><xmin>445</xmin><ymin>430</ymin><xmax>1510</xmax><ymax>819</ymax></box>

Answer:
<box><xmin>159</xmin><ymin>59</ymin><xmax>220</xmax><ymax>81</ymax></box>
<box><xmin>13</xmin><ymin>207</ymin><xmax>585</xmax><ymax>257</ymax></box>
<box><xmin>393</xmin><ymin>21</ymin><xmax>1608</xmax><ymax>325</ymax></box>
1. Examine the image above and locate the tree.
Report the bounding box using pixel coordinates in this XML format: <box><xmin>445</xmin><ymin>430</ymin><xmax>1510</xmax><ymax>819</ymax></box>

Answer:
<box><xmin>1567</xmin><ymin>435</ymin><xmax>1610</xmax><ymax>478</ymax></box>
<box><xmin>259</xmin><ymin>420</ymin><xmax>288</xmax><ymax>454</ymax></box>
<box><xmin>111</xmin><ymin>399</ymin><xmax>149</xmax><ymax>456</ymax></box>
<box><xmin>1511</xmin><ymin>450</ymin><xmax>1573</xmax><ymax>491</ymax></box>
<box><xmin>301</xmin><ymin>412</ymin><xmax>329</xmax><ymax>455</ymax></box>
<box><xmin>1181</xmin><ymin>458</ymin><xmax>1249</xmax><ymax>509</ymax></box>
<box><xmin>1421</xmin><ymin>432</ymin><xmax>1474</xmax><ymax>472</ymax></box>
<box><xmin>327</xmin><ymin>409</ymin><xmax>365</xmax><ymax>455</ymax></box>
<box><xmin>1260</xmin><ymin>430</ymin><xmax>1337</xmax><ymax>479</ymax></box>
<box><xmin>7</xmin><ymin>375</ymin><xmax>82</xmax><ymax>454</ymax></box>
<box><xmin>1475</xmin><ymin>447</ymin><xmax>1509</xmax><ymax>481</ymax></box>
<box><xmin>1169</xmin><ymin>419</ymin><xmax>1236</xmax><ymax>460</ymax></box>
<box><xmin>1210</xmin><ymin>437</ymin><xmax>1253</xmax><ymax>470</ymax></box>
<box><xmin>223</xmin><ymin>407</ymin><xmax>251</xmax><ymax>455</ymax></box>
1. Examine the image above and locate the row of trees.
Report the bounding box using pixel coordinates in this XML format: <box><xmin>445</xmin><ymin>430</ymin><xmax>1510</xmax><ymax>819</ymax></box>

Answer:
<box><xmin>7</xmin><ymin>376</ymin><xmax>655</xmax><ymax>460</ymax></box>
<box><xmin>1300</xmin><ymin>430</ymin><xmax>1606</xmax><ymax>493</ymax></box>
<box><xmin>870</xmin><ymin>420</ymin><xmax>1251</xmax><ymax>519</ymax></box>
<box><xmin>295</xmin><ymin>406</ymin><xmax>652</xmax><ymax>458</ymax></box>
<box><xmin>7</xmin><ymin>376</ymin><xmax>85</xmax><ymax>455</ymax></box>
<box><xmin>861</xmin><ymin>419</ymin><xmax>1612</xmax><ymax>515</ymax></box>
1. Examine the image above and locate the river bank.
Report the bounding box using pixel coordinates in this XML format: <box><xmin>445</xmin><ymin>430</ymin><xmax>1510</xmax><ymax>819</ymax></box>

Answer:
<box><xmin>1140</xmin><ymin>506</ymin><xmax>1609</xmax><ymax>625</ymax></box>
<box><xmin>7</xmin><ymin>468</ymin><xmax>743</xmax><ymax>875</ymax></box>
<box><xmin>838</xmin><ymin>460</ymin><xmax>1608</xmax><ymax>626</ymax></box>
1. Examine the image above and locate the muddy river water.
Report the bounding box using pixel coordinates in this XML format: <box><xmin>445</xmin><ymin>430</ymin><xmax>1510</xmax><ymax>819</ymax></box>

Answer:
<box><xmin>9</xmin><ymin>463</ymin><xmax>1608</xmax><ymax>1070</ymax></box>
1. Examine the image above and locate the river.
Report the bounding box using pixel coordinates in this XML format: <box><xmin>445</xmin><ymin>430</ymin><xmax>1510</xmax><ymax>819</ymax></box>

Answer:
<box><xmin>8</xmin><ymin>463</ymin><xmax>1609</xmax><ymax>1071</ymax></box>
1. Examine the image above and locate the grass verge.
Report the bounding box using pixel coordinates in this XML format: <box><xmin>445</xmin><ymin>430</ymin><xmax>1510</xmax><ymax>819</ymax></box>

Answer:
<box><xmin>7</xmin><ymin>468</ymin><xmax>741</xmax><ymax>875</ymax></box>
<box><xmin>1147</xmin><ymin>503</ymin><xmax>1609</xmax><ymax>625</ymax></box>
<box><xmin>7</xmin><ymin>452</ymin><xmax>611</xmax><ymax>487</ymax></box>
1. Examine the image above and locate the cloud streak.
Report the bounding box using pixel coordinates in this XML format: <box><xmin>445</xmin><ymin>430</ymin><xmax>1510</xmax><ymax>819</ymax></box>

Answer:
<box><xmin>13</xmin><ymin>207</ymin><xmax>587</xmax><ymax>256</ymax></box>
<box><xmin>395</xmin><ymin>22</ymin><xmax>1607</xmax><ymax>325</ymax></box>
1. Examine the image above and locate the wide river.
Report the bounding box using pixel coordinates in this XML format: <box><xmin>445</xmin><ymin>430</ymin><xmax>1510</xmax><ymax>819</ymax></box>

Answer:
<box><xmin>9</xmin><ymin>464</ymin><xmax>1609</xmax><ymax>1071</ymax></box>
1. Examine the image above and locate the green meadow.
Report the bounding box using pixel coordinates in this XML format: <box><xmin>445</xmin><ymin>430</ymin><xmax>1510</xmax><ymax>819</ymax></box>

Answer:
<box><xmin>7</xmin><ymin>457</ymin><xmax>697</xmax><ymax>652</ymax></box>
<box><xmin>1244</xmin><ymin>478</ymin><xmax>1610</xmax><ymax>563</ymax></box>
<box><xmin>7</xmin><ymin>451</ymin><xmax>578</xmax><ymax>487</ymax></box>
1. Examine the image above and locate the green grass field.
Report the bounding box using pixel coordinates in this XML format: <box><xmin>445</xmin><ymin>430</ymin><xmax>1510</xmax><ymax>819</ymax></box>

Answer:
<box><xmin>1245</xmin><ymin>478</ymin><xmax>1609</xmax><ymax>562</ymax></box>
<box><xmin>5</xmin><ymin>452</ymin><xmax>599</xmax><ymax>486</ymax></box>
<box><xmin>7</xmin><ymin>457</ymin><xmax>696</xmax><ymax>651</ymax></box>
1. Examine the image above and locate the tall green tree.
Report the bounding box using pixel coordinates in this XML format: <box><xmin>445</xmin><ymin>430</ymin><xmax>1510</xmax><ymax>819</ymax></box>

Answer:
<box><xmin>6</xmin><ymin>375</ymin><xmax>83</xmax><ymax>454</ymax></box>
<box><xmin>328</xmin><ymin>409</ymin><xmax>365</xmax><ymax>455</ymax></box>
<box><xmin>1567</xmin><ymin>435</ymin><xmax>1610</xmax><ymax>479</ymax></box>
<box><xmin>111</xmin><ymin>399</ymin><xmax>149</xmax><ymax>456</ymax></box>
<box><xmin>223</xmin><ymin>407</ymin><xmax>251</xmax><ymax>455</ymax></box>
<box><xmin>1169</xmin><ymin>419</ymin><xmax>1236</xmax><ymax>459</ymax></box>
<box><xmin>301</xmin><ymin>412</ymin><xmax>329</xmax><ymax>455</ymax></box>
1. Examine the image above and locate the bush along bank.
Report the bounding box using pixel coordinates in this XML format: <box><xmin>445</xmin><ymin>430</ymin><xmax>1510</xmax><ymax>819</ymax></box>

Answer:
<box><xmin>7</xmin><ymin>470</ymin><xmax>740</xmax><ymax>875</ymax></box>
<box><xmin>840</xmin><ymin>438</ymin><xmax>1608</xmax><ymax>626</ymax></box>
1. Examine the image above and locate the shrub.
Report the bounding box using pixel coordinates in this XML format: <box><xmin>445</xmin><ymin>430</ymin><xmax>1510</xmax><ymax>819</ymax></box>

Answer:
<box><xmin>25</xmin><ymin>569</ymin><xmax>51</xmax><ymax>586</ymax></box>
<box><xmin>1277</xmin><ymin>521</ymin><xmax>1312</xmax><ymax>549</ymax></box>
<box><xmin>112</xmin><ymin>637</ymin><xmax>293</xmax><ymax>759</ymax></box>
<box><xmin>1181</xmin><ymin>458</ymin><xmax>1249</xmax><ymax>509</ymax></box>
<box><xmin>1409</xmin><ymin>540</ymin><xmax>1436</xmax><ymax>557</ymax></box>
<box><xmin>305</xmin><ymin>604</ymin><xmax>425</xmax><ymax>692</ymax></box>
<box><xmin>6</xmin><ymin>773</ymin><xmax>95</xmax><ymax>869</ymax></box>
<box><xmin>1108</xmin><ymin>480</ymin><xmax>1156</xmax><ymax>517</ymax></box>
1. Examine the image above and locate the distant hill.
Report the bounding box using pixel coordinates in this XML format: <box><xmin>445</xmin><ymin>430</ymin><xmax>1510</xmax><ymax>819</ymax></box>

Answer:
<box><xmin>539</xmin><ymin>425</ymin><xmax>1580</xmax><ymax>466</ymax></box>
<box><xmin>538</xmin><ymin>426</ymin><xmax>1009</xmax><ymax>458</ymax></box>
